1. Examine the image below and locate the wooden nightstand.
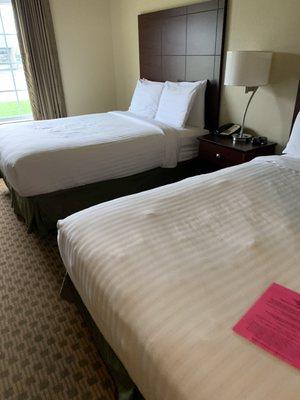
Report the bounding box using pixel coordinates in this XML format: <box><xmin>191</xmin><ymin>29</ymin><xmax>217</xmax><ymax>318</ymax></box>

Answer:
<box><xmin>198</xmin><ymin>134</ymin><xmax>276</xmax><ymax>171</ymax></box>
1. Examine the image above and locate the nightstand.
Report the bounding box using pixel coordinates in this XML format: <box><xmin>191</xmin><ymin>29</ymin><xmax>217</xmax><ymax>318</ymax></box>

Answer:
<box><xmin>198</xmin><ymin>134</ymin><xmax>276</xmax><ymax>171</ymax></box>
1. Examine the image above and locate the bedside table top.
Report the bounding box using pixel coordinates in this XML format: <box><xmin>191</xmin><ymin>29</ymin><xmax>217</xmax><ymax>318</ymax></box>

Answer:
<box><xmin>198</xmin><ymin>134</ymin><xmax>276</xmax><ymax>153</ymax></box>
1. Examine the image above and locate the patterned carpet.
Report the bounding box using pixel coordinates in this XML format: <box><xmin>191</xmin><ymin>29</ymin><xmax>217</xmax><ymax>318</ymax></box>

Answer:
<box><xmin>0</xmin><ymin>179</ymin><xmax>115</xmax><ymax>399</ymax></box>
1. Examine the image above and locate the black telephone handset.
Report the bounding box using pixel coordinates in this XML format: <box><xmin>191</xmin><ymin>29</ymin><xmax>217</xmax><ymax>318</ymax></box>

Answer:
<box><xmin>215</xmin><ymin>123</ymin><xmax>241</xmax><ymax>136</ymax></box>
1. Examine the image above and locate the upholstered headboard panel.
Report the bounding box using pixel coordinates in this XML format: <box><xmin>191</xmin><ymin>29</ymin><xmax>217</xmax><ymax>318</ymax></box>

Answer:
<box><xmin>138</xmin><ymin>0</ymin><xmax>228</xmax><ymax>130</ymax></box>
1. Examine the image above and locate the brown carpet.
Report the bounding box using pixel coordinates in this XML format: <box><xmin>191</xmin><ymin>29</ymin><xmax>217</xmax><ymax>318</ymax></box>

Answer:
<box><xmin>0</xmin><ymin>180</ymin><xmax>115</xmax><ymax>400</ymax></box>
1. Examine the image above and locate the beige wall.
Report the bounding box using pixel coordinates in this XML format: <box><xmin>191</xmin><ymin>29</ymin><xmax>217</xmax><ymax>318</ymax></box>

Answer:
<box><xmin>110</xmin><ymin>0</ymin><xmax>300</xmax><ymax>147</ymax></box>
<box><xmin>50</xmin><ymin>0</ymin><xmax>116</xmax><ymax>116</ymax></box>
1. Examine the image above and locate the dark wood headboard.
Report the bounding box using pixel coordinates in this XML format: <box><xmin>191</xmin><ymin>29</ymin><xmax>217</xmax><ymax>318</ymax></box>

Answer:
<box><xmin>138</xmin><ymin>0</ymin><xmax>228</xmax><ymax>131</ymax></box>
<box><xmin>292</xmin><ymin>81</ymin><xmax>300</xmax><ymax>130</ymax></box>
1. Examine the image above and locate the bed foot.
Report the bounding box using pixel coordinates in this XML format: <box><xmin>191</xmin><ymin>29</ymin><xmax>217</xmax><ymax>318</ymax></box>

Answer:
<box><xmin>60</xmin><ymin>273</ymin><xmax>78</xmax><ymax>303</ymax></box>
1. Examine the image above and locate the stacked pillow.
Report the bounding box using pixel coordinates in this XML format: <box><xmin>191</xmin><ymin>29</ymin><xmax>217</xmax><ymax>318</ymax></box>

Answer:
<box><xmin>129</xmin><ymin>79</ymin><xmax>164</xmax><ymax>119</ymax></box>
<box><xmin>283</xmin><ymin>111</ymin><xmax>300</xmax><ymax>156</ymax></box>
<box><xmin>129</xmin><ymin>79</ymin><xmax>207</xmax><ymax>129</ymax></box>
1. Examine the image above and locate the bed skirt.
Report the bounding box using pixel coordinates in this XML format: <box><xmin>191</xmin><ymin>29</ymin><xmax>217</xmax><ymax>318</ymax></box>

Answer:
<box><xmin>60</xmin><ymin>274</ymin><xmax>144</xmax><ymax>400</ymax></box>
<box><xmin>1</xmin><ymin>158</ymin><xmax>201</xmax><ymax>235</ymax></box>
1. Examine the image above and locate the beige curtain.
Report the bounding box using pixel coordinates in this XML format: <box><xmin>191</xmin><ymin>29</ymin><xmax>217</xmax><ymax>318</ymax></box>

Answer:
<box><xmin>12</xmin><ymin>0</ymin><xmax>66</xmax><ymax>120</ymax></box>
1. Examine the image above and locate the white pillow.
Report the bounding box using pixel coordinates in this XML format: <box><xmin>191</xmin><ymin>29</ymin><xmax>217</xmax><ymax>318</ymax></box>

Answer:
<box><xmin>155</xmin><ymin>81</ymin><xmax>203</xmax><ymax>128</ymax></box>
<box><xmin>186</xmin><ymin>80</ymin><xmax>207</xmax><ymax>128</ymax></box>
<box><xmin>283</xmin><ymin>111</ymin><xmax>300</xmax><ymax>156</ymax></box>
<box><xmin>129</xmin><ymin>79</ymin><xmax>164</xmax><ymax>119</ymax></box>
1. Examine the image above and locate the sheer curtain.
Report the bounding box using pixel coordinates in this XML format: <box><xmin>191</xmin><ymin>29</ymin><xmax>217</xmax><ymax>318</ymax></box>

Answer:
<box><xmin>12</xmin><ymin>0</ymin><xmax>66</xmax><ymax>120</ymax></box>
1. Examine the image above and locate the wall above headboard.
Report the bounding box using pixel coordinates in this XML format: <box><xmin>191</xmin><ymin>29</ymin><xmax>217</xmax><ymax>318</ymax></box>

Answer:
<box><xmin>138</xmin><ymin>0</ymin><xmax>228</xmax><ymax>130</ymax></box>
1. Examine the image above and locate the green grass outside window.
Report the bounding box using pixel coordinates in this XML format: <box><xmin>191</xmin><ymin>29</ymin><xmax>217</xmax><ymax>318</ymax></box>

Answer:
<box><xmin>0</xmin><ymin>100</ymin><xmax>32</xmax><ymax>119</ymax></box>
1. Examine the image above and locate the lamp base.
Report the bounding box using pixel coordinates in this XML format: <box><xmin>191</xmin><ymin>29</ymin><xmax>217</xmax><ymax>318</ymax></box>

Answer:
<box><xmin>232</xmin><ymin>133</ymin><xmax>252</xmax><ymax>143</ymax></box>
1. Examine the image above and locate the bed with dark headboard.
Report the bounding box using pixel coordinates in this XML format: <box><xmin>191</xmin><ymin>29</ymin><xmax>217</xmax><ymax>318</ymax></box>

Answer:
<box><xmin>1</xmin><ymin>1</ymin><xmax>228</xmax><ymax>237</ymax></box>
<box><xmin>138</xmin><ymin>0</ymin><xmax>228</xmax><ymax>130</ymax></box>
<box><xmin>61</xmin><ymin>11</ymin><xmax>300</xmax><ymax>399</ymax></box>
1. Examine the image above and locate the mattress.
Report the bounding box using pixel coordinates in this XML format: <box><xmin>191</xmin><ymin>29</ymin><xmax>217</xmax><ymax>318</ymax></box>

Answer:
<box><xmin>58</xmin><ymin>155</ymin><xmax>300</xmax><ymax>400</ymax></box>
<box><xmin>0</xmin><ymin>111</ymin><xmax>204</xmax><ymax>197</ymax></box>
<box><xmin>177</xmin><ymin>125</ymin><xmax>203</xmax><ymax>162</ymax></box>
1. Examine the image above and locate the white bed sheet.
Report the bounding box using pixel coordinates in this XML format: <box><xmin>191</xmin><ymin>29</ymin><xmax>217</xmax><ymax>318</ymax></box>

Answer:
<box><xmin>177</xmin><ymin>125</ymin><xmax>204</xmax><ymax>162</ymax></box>
<box><xmin>0</xmin><ymin>111</ymin><xmax>204</xmax><ymax>197</ymax></box>
<box><xmin>58</xmin><ymin>155</ymin><xmax>300</xmax><ymax>400</ymax></box>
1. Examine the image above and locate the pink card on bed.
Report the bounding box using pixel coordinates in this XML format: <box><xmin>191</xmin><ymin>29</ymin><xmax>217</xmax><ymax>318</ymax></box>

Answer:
<box><xmin>233</xmin><ymin>282</ymin><xmax>300</xmax><ymax>370</ymax></box>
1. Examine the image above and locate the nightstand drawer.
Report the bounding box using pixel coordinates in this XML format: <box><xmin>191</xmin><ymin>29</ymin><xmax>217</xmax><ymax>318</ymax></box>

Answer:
<box><xmin>198</xmin><ymin>141</ymin><xmax>244</xmax><ymax>167</ymax></box>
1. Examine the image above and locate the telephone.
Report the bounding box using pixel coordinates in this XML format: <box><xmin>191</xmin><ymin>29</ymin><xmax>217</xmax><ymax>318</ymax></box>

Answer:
<box><xmin>214</xmin><ymin>123</ymin><xmax>241</xmax><ymax>136</ymax></box>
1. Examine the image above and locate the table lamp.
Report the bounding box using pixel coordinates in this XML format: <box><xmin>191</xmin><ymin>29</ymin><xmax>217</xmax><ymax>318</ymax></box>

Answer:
<box><xmin>224</xmin><ymin>51</ymin><xmax>272</xmax><ymax>142</ymax></box>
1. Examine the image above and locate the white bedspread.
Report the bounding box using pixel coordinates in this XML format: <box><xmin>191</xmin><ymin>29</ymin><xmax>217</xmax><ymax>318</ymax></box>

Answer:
<box><xmin>0</xmin><ymin>111</ymin><xmax>201</xmax><ymax>197</ymax></box>
<box><xmin>58</xmin><ymin>155</ymin><xmax>300</xmax><ymax>400</ymax></box>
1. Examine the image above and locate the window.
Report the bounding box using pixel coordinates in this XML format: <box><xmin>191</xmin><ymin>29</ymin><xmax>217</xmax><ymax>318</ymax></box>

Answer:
<box><xmin>0</xmin><ymin>0</ymin><xmax>32</xmax><ymax>122</ymax></box>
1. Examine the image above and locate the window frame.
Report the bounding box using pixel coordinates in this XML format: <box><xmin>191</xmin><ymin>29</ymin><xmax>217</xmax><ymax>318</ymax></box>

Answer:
<box><xmin>0</xmin><ymin>0</ymin><xmax>32</xmax><ymax>123</ymax></box>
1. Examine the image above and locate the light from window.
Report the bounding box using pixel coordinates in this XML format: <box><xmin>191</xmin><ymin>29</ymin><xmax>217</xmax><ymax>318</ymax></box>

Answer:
<box><xmin>0</xmin><ymin>0</ymin><xmax>32</xmax><ymax>123</ymax></box>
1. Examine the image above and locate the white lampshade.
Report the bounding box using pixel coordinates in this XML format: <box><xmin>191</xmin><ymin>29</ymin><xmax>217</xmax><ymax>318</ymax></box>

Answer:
<box><xmin>224</xmin><ymin>51</ymin><xmax>272</xmax><ymax>87</ymax></box>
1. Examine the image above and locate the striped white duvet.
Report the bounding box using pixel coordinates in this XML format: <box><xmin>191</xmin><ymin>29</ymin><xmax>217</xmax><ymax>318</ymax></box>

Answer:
<box><xmin>58</xmin><ymin>156</ymin><xmax>300</xmax><ymax>400</ymax></box>
<box><xmin>0</xmin><ymin>111</ymin><xmax>201</xmax><ymax>197</ymax></box>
